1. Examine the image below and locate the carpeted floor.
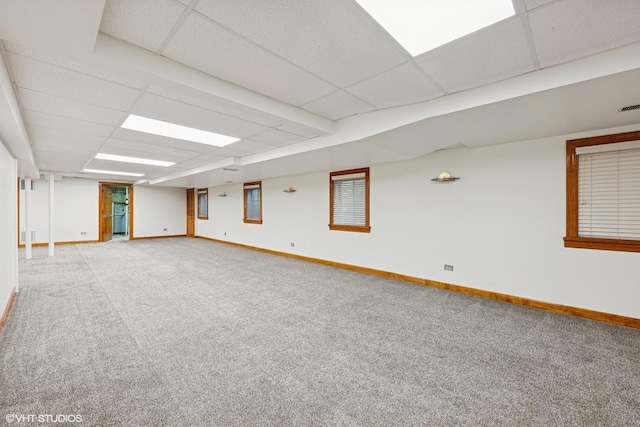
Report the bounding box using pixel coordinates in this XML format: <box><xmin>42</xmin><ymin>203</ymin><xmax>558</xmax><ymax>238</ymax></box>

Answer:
<box><xmin>1</xmin><ymin>238</ymin><xmax>639</xmax><ymax>426</ymax></box>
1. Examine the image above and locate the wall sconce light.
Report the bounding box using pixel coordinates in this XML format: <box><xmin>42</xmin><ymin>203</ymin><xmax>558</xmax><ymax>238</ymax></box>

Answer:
<box><xmin>282</xmin><ymin>186</ymin><xmax>296</xmax><ymax>193</ymax></box>
<box><xmin>218</xmin><ymin>192</ymin><xmax>227</xmax><ymax>197</ymax></box>
<box><xmin>431</xmin><ymin>171</ymin><xmax>459</xmax><ymax>183</ymax></box>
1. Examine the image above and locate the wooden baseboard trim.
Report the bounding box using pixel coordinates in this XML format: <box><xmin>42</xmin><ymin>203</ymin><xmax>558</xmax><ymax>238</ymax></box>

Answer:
<box><xmin>197</xmin><ymin>236</ymin><xmax>640</xmax><ymax>330</ymax></box>
<box><xmin>0</xmin><ymin>287</ymin><xmax>17</xmax><ymax>330</ymax></box>
<box><xmin>131</xmin><ymin>234</ymin><xmax>186</xmax><ymax>241</ymax></box>
<box><xmin>19</xmin><ymin>240</ymin><xmax>100</xmax><ymax>248</ymax></box>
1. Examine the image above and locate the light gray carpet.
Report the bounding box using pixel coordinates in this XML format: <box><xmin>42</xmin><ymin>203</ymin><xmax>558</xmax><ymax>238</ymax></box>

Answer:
<box><xmin>1</xmin><ymin>238</ymin><xmax>639</xmax><ymax>426</ymax></box>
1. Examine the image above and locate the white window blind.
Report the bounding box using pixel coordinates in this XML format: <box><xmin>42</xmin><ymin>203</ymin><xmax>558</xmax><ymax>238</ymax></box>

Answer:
<box><xmin>245</xmin><ymin>187</ymin><xmax>260</xmax><ymax>220</ymax></box>
<box><xmin>578</xmin><ymin>147</ymin><xmax>640</xmax><ymax>240</ymax></box>
<box><xmin>198</xmin><ymin>191</ymin><xmax>207</xmax><ymax>218</ymax></box>
<box><xmin>332</xmin><ymin>174</ymin><xmax>366</xmax><ymax>226</ymax></box>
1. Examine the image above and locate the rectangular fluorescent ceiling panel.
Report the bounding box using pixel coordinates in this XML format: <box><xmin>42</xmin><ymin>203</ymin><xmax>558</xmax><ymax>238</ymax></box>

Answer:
<box><xmin>355</xmin><ymin>0</ymin><xmax>515</xmax><ymax>56</ymax></box>
<box><xmin>121</xmin><ymin>114</ymin><xmax>240</xmax><ymax>147</ymax></box>
<box><xmin>83</xmin><ymin>169</ymin><xmax>144</xmax><ymax>177</ymax></box>
<box><xmin>95</xmin><ymin>153</ymin><xmax>175</xmax><ymax>167</ymax></box>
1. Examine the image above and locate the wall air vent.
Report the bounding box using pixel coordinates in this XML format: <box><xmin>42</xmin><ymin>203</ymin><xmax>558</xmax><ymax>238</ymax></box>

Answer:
<box><xmin>222</xmin><ymin>168</ymin><xmax>239</xmax><ymax>171</ymax></box>
<box><xmin>619</xmin><ymin>104</ymin><xmax>640</xmax><ymax>112</ymax></box>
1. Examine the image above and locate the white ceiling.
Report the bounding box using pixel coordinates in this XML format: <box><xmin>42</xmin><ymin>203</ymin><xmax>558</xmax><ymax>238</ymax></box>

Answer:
<box><xmin>0</xmin><ymin>0</ymin><xmax>640</xmax><ymax>186</ymax></box>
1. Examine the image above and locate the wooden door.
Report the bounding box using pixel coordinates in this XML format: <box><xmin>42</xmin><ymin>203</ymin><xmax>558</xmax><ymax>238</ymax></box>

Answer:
<box><xmin>186</xmin><ymin>188</ymin><xmax>195</xmax><ymax>237</ymax></box>
<box><xmin>101</xmin><ymin>185</ymin><xmax>113</xmax><ymax>242</ymax></box>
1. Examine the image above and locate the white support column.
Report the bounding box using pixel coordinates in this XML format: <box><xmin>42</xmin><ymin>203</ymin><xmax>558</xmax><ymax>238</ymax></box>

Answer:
<box><xmin>48</xmin><ymin>173</ymin><xmax>55</xmax><ymax>257</ymax></box>
<box><xmin>24</xmin><ymin>178</ymin><xmax>32</xmax><ymax>260</ymax></box>
<box><xmin>14</xmin><ymin>160</ymin><xmax>19</xmax><ymax>293</ymax></box>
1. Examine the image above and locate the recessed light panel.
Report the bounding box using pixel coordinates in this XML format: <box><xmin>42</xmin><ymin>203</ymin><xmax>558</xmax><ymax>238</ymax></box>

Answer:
<box><xmin>121</xmin><ymin>114</ymin><xmax>240</xmax><ymax>147</ymax></box>
<box><xmin>95</xmin><ymin>153</ymin><xmax>176</xmax><ymax>167</ymax></box>
<box><xmin>355</xmin><ymin>0</ymin><xmax>515</xmax><ymax>56</ymax></box>
<box><xmin>83</xmin><ymin>169</ymin><xmax>145</xmax><ymax>177</ymax></box>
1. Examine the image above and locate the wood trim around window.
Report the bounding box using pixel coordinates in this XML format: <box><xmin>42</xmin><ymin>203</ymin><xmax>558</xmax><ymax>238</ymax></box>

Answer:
<box><xmin>329</xmin><ymin>167</ymin><xmax>371</xmax><ymax>233</ymax></box>
<box><xmin>197</xmin><ymin>188</ymin><xmax>208</xmax><ymax>220</ymax></box>
<box><xmin>243</xmin><ymin>181</ymin><xmax>262</xmax><ymax>224</ymax></box>
<box><xmin>564</xmin><ymin>130</ymin><xmax>640</xmax><ymax>252</ymax></box>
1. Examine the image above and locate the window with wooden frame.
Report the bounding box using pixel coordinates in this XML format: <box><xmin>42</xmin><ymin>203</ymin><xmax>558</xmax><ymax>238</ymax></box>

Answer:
<box><xmin>243</xmin><ymin>181</ymin><xmax>262</xmax><ymax>224</ymax></box>
<box><xmin>197</xmin><ymin>188</ymin><xmax>208</xmax><ymax>220</ymax></box>
<box><xmin>565</xmin><ymin>130</ymin><xmax>640</xmax><ymax>252</ymax></box>
<box><xmin>329</xmin><ymin>167</ymin><xmax>370</xmax><ymax>233</ymax></box>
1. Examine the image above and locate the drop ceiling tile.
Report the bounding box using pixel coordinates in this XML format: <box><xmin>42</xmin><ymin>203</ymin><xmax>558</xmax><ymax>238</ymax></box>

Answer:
<box><xmin>4</xmin><ymin>41</ymin><xmax>146</xmax><ymax>89</ymax></box>
<box><xmin>275</xmin><ymin>124</ymin><xmax>321</xmax><ymax>139</ymax></box>
<box><xmin>415</xmin><ymin>18</ymin><xmax>535</xmax><ymax>93</ymax></box>
<box><xmin>98</xmin><ymin>146</ymin><xmax>191</xmax><ymax>165</ymax></box>
<box><xmin>29</xmin><ymin>126</ymin><xmax>107</xmax><ymax>148</ymax></box>
<box><xmin>200</xmin><ymin>147</ymin><xmax>251</xmax><ymax>158</ymax></box>
<box><xmin>19</xmin><ymin>88</ymin><xmax>126</xmax><ymax>126</ymax></box>
<box><xmin>35</xmin><ymin>146</ymin><xmax>95</xmax><ymax>158</ymax></box>
<box><xmin>162</xmin><ymin>12</ymin><xmax>337</xmax><ymax>106</ymax></box>
<box><xmin>132</xmin><ymin>92</ymin><xmax>271</xmax><ymax>138</ymax></box>
<box><xmin>99</xmin><ymin>0</ymin><xmax>186</xmax><ymax>52</ymax></box>
<box><xmin>86</xmin><ymin>158</ymin><xmax>167</xmax><ymax>174</ymax></box>
<box><xmin>39</xmin><ymin>161</ymin><xmax>88</xmax><ymax>172</ymax></box>
<box><xmin>32</xmin><ymin>138</ymin><xmax>103</xmax><ymax>152</ymax></box>
<box><xmin>86</xmin><ymin>159</ymin><xmax>159</xmax><ymax>173</ymax></box>
<box><xmin>24</xmin><ymin>110</ymin><xmax>114</xmax><ymax>137</ymax></box>
<box><xmin>146</xmin><ymin>85</ymin><xmax>283</xmax><ymax>127</ymax></box>
<box><xmin>524</xmin><ymin>0</ymin><xmax>554</xmax><ymax>10</ymax></box>
<box><xmin>103</xmin><ymin>136</ymin><xmax>208</xmax><ymax>157</ymax></box>
<box><xmin>227</xmin><ymin>140</ymin><xmax>275</xmax><ymax>153</ymax></box>
<box><xmin>301</xmin><ymin>90</ymin><xmax>375</xmax><ymax>120</ymax></box>
<box><xmin>530</xmin><ymin>0</ymin><xmax>640</xmax><ymax>68</ymax></box>
<box><xmin>110</xmin><ymin>128</ymin><xmax>219</xmax><ymax>153</ymax></box>
<box><xmin>246</xmin><ymin>129</ymin><xmax>305</xmax><ymax>146</ymax></box>
<box><xmin>8</xmin><ymin>53</ymin><xmax>141</xmax><ymax>110</ymax></box>
<box><xmin>174</xmin><ymin>157</ymin><xmax>217</xmax><ymax>168</ymax></box>
<box><xmin>345</xmin><ymin>63</ymin><xmax>445</xmax><ymax>108</ymax></box>
<box><xmin>194</xmin><ymin>0</ymin><xmax>408</xmax><ymax>87</ymax></box>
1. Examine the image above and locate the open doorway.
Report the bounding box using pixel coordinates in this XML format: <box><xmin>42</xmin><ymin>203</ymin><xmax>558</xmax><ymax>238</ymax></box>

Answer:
<box><xmin>99</xmin><ymin>182</ymin><xmax>133</xmax><ymax>242</ymax></box>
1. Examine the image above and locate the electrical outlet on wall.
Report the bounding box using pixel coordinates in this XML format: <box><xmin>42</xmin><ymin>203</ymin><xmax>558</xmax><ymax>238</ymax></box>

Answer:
<box><xmin>163</xmin><ymin>228</ymin><xmax>168</xmax><ymax>231</ymax></box>
<box><xmin>444</xmin><ymin>264</ymin><xmax>454</xmax><ymax>271</ymax></box>
<box><xmin>80</xmin><ymin>231</ymin><xmax>87</xmax><ymax>235</ymax></box>
<box><xmin>290</xmin><ymin>243</ymin><xmax>295</xmax><ymax>247</ymax></box>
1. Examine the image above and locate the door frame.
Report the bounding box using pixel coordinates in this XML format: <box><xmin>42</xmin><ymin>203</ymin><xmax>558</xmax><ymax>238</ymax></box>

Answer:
<box><xmin>99</xmin><ymin>182</ymin><xmax>134</xmax><ymax>242</ymax></box>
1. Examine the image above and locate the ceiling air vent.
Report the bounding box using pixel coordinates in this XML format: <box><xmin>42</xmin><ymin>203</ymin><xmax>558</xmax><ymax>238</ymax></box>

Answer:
<box><xmin>619</xmin><ymin>104</ymin><xmax>640</xmax><ymax>112</ymax></box>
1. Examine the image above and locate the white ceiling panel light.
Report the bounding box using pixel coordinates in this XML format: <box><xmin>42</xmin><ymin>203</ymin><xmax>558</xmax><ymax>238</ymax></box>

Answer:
<box><xmin>355</xmin><ymin>0</ymin><xmax>515</xmax><ymax>56</ymax></box>
<box><xmin>121</xmin><ymin>114</ymin><xmax>241</xmax><ymax>147</ymax></box>
<box><xmin>83</xmin><ymin>169</ymin><xmax>145</xmax><ymax>177</ymax></box>
<box><xmin>95</xmin><ymin>153</ymin><xmax>176</xmax><ymax>167</ymax></box>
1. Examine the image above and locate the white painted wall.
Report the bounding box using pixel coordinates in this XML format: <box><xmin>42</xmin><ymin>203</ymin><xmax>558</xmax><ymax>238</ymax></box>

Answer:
<box><xmin>133</xmin><ymin>185</ymin><xmax>186</xmax><ymax>238</ymax></box>
<box><xmin>19</xmin><ymin>177</ymin><xmax>98</xmax><ymax>243</ymax></box>
<box><xmin>0</xmin><ymin>141</ymin><xmax>18</xmax><ymax>314</ymax></box>
<box><xmin>197</xmin><ymin>124</ymin><xmax>640</xmax><ymax>319</ymax></box>
<box><xmin>18</xmin><ymin>179</ymin><xmax>186</xmax><ymax>242</ymax></box>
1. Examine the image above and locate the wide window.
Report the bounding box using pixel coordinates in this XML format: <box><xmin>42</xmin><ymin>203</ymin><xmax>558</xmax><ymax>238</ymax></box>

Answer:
<box><xmin>197</xmin><ymin>188</ymin><xmax>208</xmax><ymax>220</ymax></box>
<box><xmin>565</xmin><ymin>130</ymin><xmax>640</xmax><ymax>252</ymax></box>
<box><xmin>329</xmin><ymin>167</ymin><xmax>370</xmax><ymax>233</ymax></box>
<box><xmin>243</xmin><ymin>181</ymin><xmax>262</xmax><ymax>224</ymax></box>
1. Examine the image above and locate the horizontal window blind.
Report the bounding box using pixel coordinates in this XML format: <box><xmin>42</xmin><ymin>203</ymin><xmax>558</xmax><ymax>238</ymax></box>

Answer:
<box><xmin>578</xmin><ymin>147</ymin><xmax>640</xmax><ymax>240</ymax></box>
<box><xmin>245</xmin><ymin>188</ymin><xmax>260</xmax><ymax>220</ymax></box>
<box><xmin>333</xmin><ymin>177</ymin><xmax>366</xmax><ymax>226</ymax></box>
<box><xmin>197</xmin><ymin>190</ymin><xmax>207</xmax><ymax>218</ymax></box>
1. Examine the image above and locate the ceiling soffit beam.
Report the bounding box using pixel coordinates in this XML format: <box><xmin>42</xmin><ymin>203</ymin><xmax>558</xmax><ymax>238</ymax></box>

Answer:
<box><xmin>0</xmin><ymin>47</ymin><xmax>39</xmax><ymax>178</ymax></box>
<box><xmin>80</xmin><ymin>34</ymin><xmax>335</xmax><ymax>136</ymax></box>
<box><xmin>148</xmin><ymin>40</ymin><xmax>640</xmax><ymax>186</ymax></box>
<box><xmin>149</xmin><ymin>156</ymin><xmax>241</xmax><ymax>185</ymax></box>
<box><xmin>211</xmin><ymin>41</ymin><xmax>640</xmax><ymax>166</ymax></box>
